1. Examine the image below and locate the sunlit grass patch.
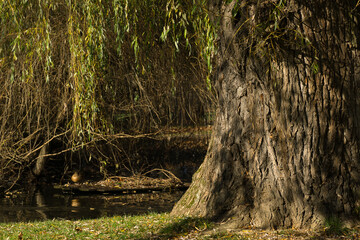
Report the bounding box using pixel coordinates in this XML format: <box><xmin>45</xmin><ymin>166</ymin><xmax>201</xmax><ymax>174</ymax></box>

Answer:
<box><xmin>0</xmin><ymin>213</ymin><xmax>213</xmax><ymax>239</ymax></box>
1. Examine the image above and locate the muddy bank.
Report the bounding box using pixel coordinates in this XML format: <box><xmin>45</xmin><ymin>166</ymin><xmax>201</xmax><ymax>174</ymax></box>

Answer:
<box><xmin>1</xmin><ymin>127</ymin><xmax>210</xmax><ymax>193</ymax></box>
<box><xmin>42</xmin><ymin>127</ymin><xmax>210</xmax><ymax>186</ymax></box>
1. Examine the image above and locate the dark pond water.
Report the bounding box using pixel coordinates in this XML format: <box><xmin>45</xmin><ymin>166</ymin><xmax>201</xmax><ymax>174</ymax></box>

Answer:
<box><xmin>0</xmin><ymin>185</ymin><xmax>184</xmax><ymax>223</ymax></box>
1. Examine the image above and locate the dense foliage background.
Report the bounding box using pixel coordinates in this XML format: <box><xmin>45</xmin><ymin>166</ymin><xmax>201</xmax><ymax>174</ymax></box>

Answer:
<box><xmin>0</xmin><ymin>0</ymin><xmax>216</xmax><ymax>187</ymax></box>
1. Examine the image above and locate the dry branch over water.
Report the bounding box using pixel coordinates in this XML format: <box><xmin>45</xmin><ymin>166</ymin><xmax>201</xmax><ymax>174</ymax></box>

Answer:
<box><xmin>55</xmin><ymin>170</ymin><xmax>189</xmax><ymax>194</ymax></box>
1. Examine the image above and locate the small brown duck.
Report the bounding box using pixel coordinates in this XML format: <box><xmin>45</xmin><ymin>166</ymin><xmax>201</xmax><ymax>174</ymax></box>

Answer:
<box><xmin>71</xmin><ymin>171</ymin><xmax>82</xmax><ymax>183</ymax></box>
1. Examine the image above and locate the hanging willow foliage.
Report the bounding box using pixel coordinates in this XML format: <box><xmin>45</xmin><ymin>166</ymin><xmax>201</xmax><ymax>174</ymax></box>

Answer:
<box><xmin>0</xmin><ymin>0</ymin><xmax>216</xmax><ymax>184</ymax></box>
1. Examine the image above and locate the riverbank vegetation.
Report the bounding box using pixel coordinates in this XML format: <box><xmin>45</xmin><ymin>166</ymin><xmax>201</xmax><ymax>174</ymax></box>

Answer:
<box><xmin>1</xmin><ymin>212</ymin><xmax>360</xmax><ymax>239</ymax></box>
<box><xmin>3</xmin><ymin>0</ymin><xmax>360</xmax><ymax>233</ymax></box>
<box><xmin>0</xmin><ymin>0</ymin><xmax>215</xmax><ymax>190</ymax></box>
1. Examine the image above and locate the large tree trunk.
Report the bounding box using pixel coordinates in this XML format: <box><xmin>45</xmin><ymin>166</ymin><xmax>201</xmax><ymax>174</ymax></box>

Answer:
<box><xmin>172</xmin><ymin>0</ymin><xmax>360</xmax><ymax>229</ymax></box>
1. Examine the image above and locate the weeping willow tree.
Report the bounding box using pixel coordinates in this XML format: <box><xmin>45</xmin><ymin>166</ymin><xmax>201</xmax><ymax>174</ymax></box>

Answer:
<box><xmin>0</xmin><ymin>0</ymin><xmax>216</xmax><ymax>187</ymax></box>
<box><xmin>173</xmin><ymin>0</ymin><xmax>360</xmax><ymax>229</ymax></box>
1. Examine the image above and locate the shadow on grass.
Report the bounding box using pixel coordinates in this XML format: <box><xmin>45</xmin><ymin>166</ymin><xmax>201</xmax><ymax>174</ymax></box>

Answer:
<box><xmin>138</xmin><ymin>217</ymin><xmax>214</xmax><ymax>240</ymax></box>
<box><xmin>133</xmin><ymin>214</ymin><xmax>360</xmax><ymax>240</ymax></box>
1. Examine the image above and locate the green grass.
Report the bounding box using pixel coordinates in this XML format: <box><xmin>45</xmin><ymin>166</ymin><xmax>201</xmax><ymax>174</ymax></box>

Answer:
<box><xmin>0</xmin><ymin>213</ymin><xmax>213</xmax><ymax>240</ymax></box>
<box><xmin>324</xmin><ymin>216</ymin><xmax>350</xmax><ymax>236</ymax></box>
<box><xmin>1</xmin><ymin>213</ymin><xmax>360</xmax><ymax>239</ymax></box>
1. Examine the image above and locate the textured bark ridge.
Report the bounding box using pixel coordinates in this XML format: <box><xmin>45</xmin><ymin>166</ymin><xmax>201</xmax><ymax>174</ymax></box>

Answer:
<box><xmin>172</xmin><ymin>0</ymin><xmax>360</xmax><ymax>229</ymax></box>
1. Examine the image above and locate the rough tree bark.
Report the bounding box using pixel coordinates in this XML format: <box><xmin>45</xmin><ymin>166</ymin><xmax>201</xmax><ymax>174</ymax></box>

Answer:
<box><xmin>172</xmin><ymin>0</ymin><xmax>360</xmax><ymax>229</ymax></box>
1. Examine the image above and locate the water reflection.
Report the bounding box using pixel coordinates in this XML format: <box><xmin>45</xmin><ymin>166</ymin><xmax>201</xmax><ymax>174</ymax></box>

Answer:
<box><xmin>71</xmin><ymin>198</ymin><xmax>81</xmax><ymax>213</ymax></box>
<box><xmin>0</xmin><ymin>186</ymin><xmax>184</xmax><ymax>223</ymax></box>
